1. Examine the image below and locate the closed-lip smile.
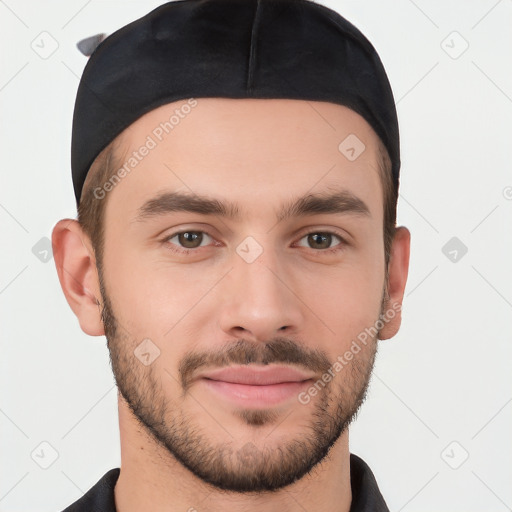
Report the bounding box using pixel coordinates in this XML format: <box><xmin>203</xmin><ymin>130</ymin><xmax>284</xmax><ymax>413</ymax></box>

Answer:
<box><xmin>197</xmin><ymin>365</ymin><xmax>316</xmax><ymax>407</ymax></box>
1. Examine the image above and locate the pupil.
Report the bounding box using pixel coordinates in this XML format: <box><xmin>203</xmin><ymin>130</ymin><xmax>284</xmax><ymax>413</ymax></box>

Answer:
<box><xmin>309</xmin><ymin>233</ymin><xmax>330</xmax><ymax>249</ymax></box>
<box><xmin>180</xmin><ymin>231</ymin><xmax>202</xmax><ymax>248</ymax></box>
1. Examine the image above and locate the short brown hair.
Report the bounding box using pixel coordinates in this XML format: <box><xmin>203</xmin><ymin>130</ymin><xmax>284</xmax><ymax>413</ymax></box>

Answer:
<box><xmin>77</xmin><ymin>137</ymin><xmax>122</xmax><ymax>274</ymax></box>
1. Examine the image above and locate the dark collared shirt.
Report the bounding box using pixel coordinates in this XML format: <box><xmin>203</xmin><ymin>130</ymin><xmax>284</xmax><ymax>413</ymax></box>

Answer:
<box><xmin>61</xmin><ymin>453</ymin><xmax>389</xmax><ymax>511</ymax></box>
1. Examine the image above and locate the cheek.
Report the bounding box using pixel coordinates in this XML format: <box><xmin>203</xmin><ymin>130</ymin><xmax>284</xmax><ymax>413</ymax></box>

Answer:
<box><xmin>100</xmin><ymin>242</ymin><xmax>169</xmax><ymax>336</ymax></box>
<box><xmin>307</xmin><ymin>270</ymin><xmax>382</xmax><ymax>338</ymax></box>
<box><xmin>103</xmin><ymin>243</ymin><xmax>225</xmax><ymax>344</ymax></box>
<box><xmin>295</xmin><ymin>248</ymin><xmax>385</xmax><ymax>350</ymax></box>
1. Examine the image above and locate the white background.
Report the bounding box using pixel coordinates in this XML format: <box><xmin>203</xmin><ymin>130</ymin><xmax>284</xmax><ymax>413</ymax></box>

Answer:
<box><xmin>1</xmin><ymin>1</ymin><xmax>511</xmax><ymax>511</ymax></box>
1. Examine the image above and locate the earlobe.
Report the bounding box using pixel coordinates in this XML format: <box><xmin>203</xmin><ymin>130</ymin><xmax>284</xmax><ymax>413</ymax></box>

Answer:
<box><xmin>378</xmin><ymin>226</ymin><xmax>411</xmax><ymax>340</ymax></box>
<box><xmin>52</xmin><ymin>219</ymin><xmax>105</xmax><ymax>336</ymax></box>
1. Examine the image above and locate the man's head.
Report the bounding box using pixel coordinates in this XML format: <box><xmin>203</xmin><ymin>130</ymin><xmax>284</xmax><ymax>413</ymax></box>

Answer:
<box><xmin>52</xmin><ymin>0</ymin><xmax>410</xmax><ymax>495</ymax></box>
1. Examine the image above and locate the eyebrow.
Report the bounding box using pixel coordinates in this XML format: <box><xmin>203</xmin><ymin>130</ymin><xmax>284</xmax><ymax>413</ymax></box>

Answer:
<box><xmin>133</xmin><ymin>188</ymin><xmax>371</xmax><ymax>224</ymax></box>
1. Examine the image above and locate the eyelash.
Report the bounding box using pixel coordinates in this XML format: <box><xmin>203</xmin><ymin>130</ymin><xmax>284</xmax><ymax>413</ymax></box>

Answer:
<box><xmin>161</xmin><ymin>229</ymin><xmax>348</xmax><ymax>255</ymax></box>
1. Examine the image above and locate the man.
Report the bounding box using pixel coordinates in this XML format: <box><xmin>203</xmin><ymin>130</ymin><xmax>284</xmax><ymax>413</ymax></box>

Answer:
<box><xmin>52</xmin><ymin>0</ymin><xmax>410</xmax><ymax>510</ymax></box>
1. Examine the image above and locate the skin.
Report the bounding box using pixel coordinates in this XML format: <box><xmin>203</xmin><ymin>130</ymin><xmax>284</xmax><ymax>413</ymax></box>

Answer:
<box><xmin>53</xmin><ymin>98</ymin><xmax>410</xmax><ymax>512</ymax></box>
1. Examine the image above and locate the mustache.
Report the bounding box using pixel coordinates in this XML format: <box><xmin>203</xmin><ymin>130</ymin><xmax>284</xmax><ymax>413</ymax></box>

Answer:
<box><xmin>179</xmin><ymin>337</ymin><xmax>332</xmax><ymax>391</ymax></box>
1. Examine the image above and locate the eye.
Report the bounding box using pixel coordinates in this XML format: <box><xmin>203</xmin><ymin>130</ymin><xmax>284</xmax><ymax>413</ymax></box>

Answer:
<box><xmin>296</xmin><ymin>231</ymin><xmax>345</xmax><ymax>251</ymax></box>
<box><xmin>163</xmin><ymin>230</ymin><xmax>214</xmax><ymax>252</ymax></box>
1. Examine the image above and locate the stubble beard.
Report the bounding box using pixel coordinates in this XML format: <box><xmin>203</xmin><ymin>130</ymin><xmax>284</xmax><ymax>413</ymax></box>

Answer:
<box><xmin>98</xmin><ymin>266</ymin><xmax>381</xmax><ymax>493</ymax></box>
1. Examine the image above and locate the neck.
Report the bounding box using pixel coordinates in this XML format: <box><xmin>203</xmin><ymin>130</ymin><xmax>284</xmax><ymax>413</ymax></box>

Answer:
<box><xmin>114</xmin><ymin>395</ymin><xmax>353</xmax><ymax>512</ymax></box>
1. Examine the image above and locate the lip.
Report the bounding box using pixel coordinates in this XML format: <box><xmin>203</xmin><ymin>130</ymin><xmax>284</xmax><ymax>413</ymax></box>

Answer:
<box><xmin>197</xmin><ymin>365</ymin><xmax>315</xmax><ymax>408</ymax></box>
<box><xmin>199</xmin><ymin>365</ymin><xmax>316</xmax><ymax>385</ymax></box>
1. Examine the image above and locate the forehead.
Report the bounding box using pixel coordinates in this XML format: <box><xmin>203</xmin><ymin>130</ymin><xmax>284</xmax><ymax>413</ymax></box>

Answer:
<box><xmin>106</xmin><ymin>98</ymin><xmax>383</xmax><ymax>223</ymax></box>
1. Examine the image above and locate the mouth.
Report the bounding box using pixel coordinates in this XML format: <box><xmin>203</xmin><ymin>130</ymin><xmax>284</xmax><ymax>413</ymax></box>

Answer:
<box><xmin>197</xmin><ymin>365</ymin><xmax>315</xmax><ymax>407</ymax></box>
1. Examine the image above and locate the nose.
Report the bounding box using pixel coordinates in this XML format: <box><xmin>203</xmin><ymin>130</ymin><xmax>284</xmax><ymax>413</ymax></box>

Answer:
<box><xmin>217</xmin><ymin>244</ymin><xmax>304</xmax><ymax>342</ymax></box>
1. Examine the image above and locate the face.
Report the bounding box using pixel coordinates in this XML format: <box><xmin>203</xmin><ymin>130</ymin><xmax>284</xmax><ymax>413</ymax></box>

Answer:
<box><xmin>96</xmin><ymin>98</ymin><xmax>392</xmax><ymax>492</ymax></box>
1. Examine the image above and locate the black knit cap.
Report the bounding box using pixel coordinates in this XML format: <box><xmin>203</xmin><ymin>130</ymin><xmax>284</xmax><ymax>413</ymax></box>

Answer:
<box><xmin>71</xmin><ymin>0</ymin><xmax>400</xmax><ymax>205</ymax></box>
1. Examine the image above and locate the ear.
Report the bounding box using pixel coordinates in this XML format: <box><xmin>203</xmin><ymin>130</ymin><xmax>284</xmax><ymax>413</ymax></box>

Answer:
<box><xmin>52</xmin><ymin>219</ymin><xmax>105</xmax><ymax>336</ymax></box>
<box><xmin>378</xmin><ymin>226</ymin><xmax>411</xmax><ymax>340</ymax></box>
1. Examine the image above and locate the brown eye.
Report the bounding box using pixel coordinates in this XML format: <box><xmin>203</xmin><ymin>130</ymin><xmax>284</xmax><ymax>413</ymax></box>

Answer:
<box><xmin>308</xmin><ymin>233</ymin><xmax>331</xmax><ymax>249</ymax></box>
<box><xmin>166</xmin><ymin>231</ymin><xmax>213</xmax><ymax>251</ymax></box>
<box><xmin>179</xmin><ymin>231</ymin><xmax>203</xmax><ymax>248</ymax></box>
<box><xmin>296</xmin><ymin>231</ymin><xmax>344</xmax><ymax>251</ymax></box>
